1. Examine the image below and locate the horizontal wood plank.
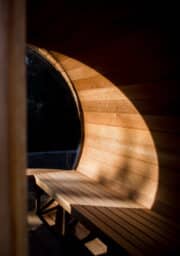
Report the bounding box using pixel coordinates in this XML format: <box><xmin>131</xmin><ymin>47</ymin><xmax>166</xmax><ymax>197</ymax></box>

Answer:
<box><xmin>84</xmin><ymin>112</ymin><xmax>180</xmax><ymax>133</ymax></box>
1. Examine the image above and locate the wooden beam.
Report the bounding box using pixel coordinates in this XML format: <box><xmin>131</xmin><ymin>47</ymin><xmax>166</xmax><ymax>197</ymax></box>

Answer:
<box><xmin>0</xmin><ymin>0</ymin><xmax>27</xmax><ymax>255</ymax></box>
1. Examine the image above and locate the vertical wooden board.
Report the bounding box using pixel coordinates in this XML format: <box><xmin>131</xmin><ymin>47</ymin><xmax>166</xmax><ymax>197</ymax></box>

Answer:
<box><xmin>0</xmin><ymin>0</ymin><xmax>27</xmax><ymax>256</ymax></box>
<box><xmin>0</xmin><ymin>2</ymin><xmax>11</xmax><ymax>254</ymax></box>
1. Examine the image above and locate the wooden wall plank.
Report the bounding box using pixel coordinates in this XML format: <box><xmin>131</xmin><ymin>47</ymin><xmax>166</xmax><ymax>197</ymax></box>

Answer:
<box><xmin>0</xmin><ymin>0</ymin><xmax>27</xmax><ymax>255</ymax></box>
<box><xmin>74</xmin><ymin>76</ymin><xmax>113</xmax><ymax>90</ymax></box>
<box><xmin>81</xmin><ymin>99</ymin><xmax>179</xmax><ymax>115</ymax></box>
<box><xmin>78</xmin><ymin>83</ymin><xmax>178</xmax><ymax>101</ymax></box>
<box><xmin>84</xmin><ymin>112</ymin><xmax>180</xmax><ymax>133</ymax></box>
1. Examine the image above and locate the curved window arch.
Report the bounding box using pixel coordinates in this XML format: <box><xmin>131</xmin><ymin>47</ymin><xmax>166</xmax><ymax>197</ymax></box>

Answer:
<box><xmin>26</xmin><ymin>47</ymin><xmax>82</xmax><ymax>169</ymax></box>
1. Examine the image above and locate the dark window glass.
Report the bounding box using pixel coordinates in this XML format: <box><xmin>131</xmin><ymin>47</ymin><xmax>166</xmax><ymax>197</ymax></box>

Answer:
<box><xmin>26</xmin><ymin>47</ymin><xmax>81</xmax><ymax>169</ymax></box>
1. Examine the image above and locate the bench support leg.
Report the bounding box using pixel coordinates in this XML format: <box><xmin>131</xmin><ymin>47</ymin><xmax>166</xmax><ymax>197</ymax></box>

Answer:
<box><xmin>55</xmin><ymin>207</ymin><xmax>70</xmax><ymax>236</ymax></box>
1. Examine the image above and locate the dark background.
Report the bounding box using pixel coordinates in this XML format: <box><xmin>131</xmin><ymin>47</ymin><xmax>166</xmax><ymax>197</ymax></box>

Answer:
<box><xmin>27</xmin><ymin>47</ymin><xmax>81</xmax><ymax>152</ymax></box>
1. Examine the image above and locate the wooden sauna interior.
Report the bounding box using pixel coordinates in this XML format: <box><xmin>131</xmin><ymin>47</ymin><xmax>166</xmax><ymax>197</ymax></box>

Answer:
<box><xmin>0</xmin><ymin>1</ymin><xmax>179</xmax><ymax>255</ymax></box>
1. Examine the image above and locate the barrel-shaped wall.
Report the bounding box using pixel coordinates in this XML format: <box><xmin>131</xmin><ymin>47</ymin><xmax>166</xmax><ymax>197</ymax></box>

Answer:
<box><xmin>32</xmin><ymin>41</ymin><xmax>179</xmax><ymax>223</ymax></box>
<box><xmin>40</xmin><ymin>50</ymin><xmax>178</xmax><ymax>221</ymax></box>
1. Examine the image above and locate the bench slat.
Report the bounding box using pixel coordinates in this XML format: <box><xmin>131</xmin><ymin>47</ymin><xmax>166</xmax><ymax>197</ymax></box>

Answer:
<box><xmin>35</xmin><ymin>171</ymin><xmax>140</xmax><ymax>209</ymax></box>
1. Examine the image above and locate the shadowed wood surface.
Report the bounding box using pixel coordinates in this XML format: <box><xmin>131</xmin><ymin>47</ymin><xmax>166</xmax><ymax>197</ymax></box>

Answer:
<box><xmin>28</xmin><ymin>212</ymin><xmax>92</xmax><ymax>256</ymax></box>
<box><xmin>72</xmin><ymin>206</ymin><xmax>179</xmax><ymax>256</ymax></box>
<box><xmin>0</xmin><ymin>0</ymin><xmax>26</xmax><ymax>255</ymax></box>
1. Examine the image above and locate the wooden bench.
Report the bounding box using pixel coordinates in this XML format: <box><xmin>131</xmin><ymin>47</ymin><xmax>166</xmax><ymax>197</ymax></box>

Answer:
<box><xmin>28</xmin><ymin>169</ymin><xmax>179</xmax><ymax>256</ymax></box>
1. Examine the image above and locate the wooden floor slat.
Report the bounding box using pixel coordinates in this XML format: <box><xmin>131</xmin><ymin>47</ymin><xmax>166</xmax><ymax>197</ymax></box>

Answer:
<box><xmin>119</xmin><ymin>209</ymin><xmax>178</xmax><ymax>243</ymax></box>
<box><xmin>73</xmin><ymin>205</ymin><xmax>144</xmax><ymax>256</ymax></box>
<box><xmin>100</xmin><ymin>207</ymin><xmax>170</xmax><ymax>246</ymax></box>
<box><xmin>34</xmin><ymin>170</ymin><xmax>179</xmax><ymax>255</ymax></box>
<box><xmin>79</xmin><ymin>206</ymin><xmax>163</xmax><ymax>252</ymax></box>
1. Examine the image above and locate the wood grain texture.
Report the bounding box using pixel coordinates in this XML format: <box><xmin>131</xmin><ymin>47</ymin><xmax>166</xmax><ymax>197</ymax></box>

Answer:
<box><xmin>41</xmin><ymin>49</ymin><xmax>179</xmax><ymax>218</ymax></box>
<box><xmin>72</xmin><ymin>205</ymin><xmax>179</xmax><ymax>255</ymax></box>
<box><xmin>0</xmin><ymin>0</ymin><xmax>27</xmax><ymax>255</ymax></box>
<box><xmin>29</xmin><ymin>42</ymin><xmax>179</xmax><ymax>253</ymax></box>
<box><xmin>53</xmin><ymin>53</ymin><xmax>159</xmax><ymax>207</ymax></box>
<box><xmin>33</xmin><ymin>169</ymin><xmax>179</xmax><ymax>255</ymax></box>
<box><xmin>35</xmin><ymin>171</ymin><xmax>140</xmax><ymax>212</ymax></box>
